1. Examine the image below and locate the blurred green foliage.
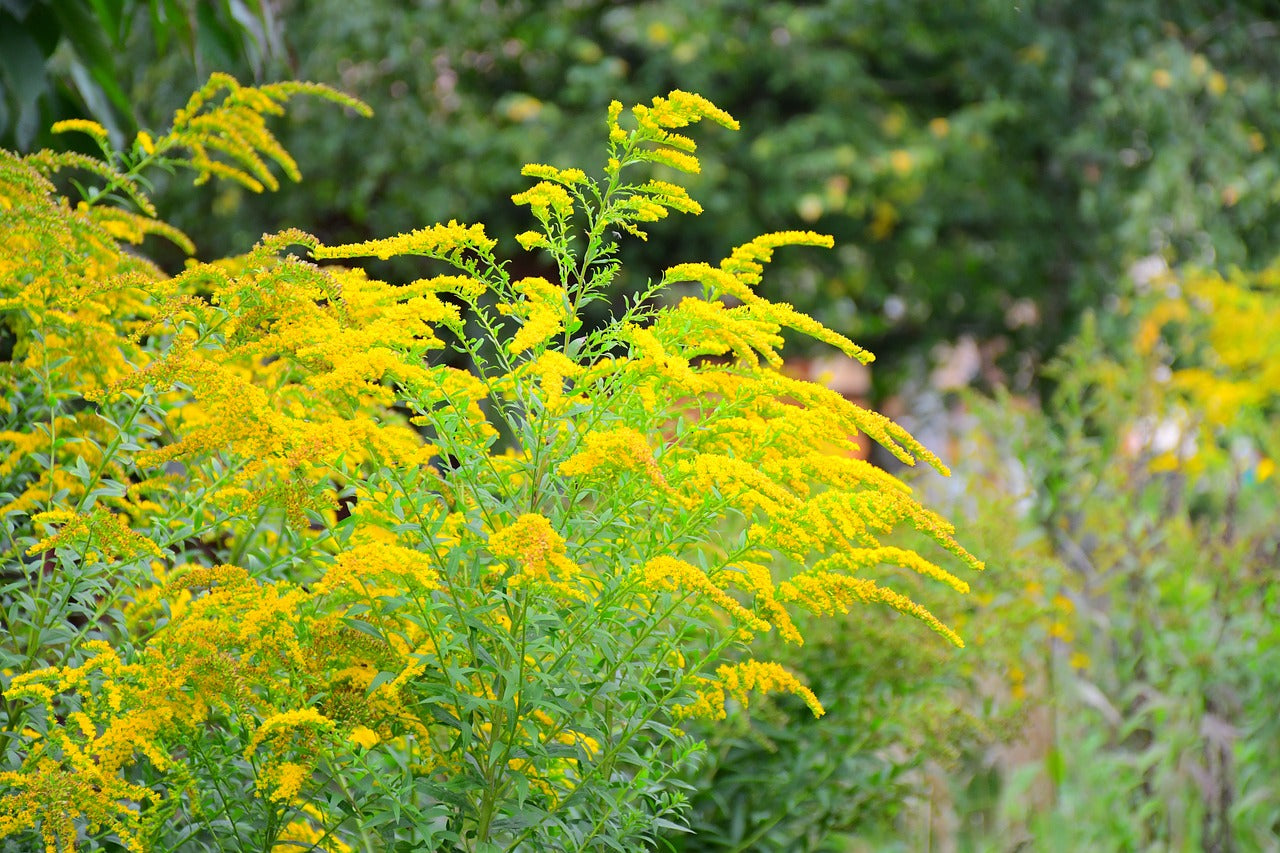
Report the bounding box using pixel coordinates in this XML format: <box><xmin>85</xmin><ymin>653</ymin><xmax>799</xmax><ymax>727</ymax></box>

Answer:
<box><xmin>0</xmin><ymin>0</ymin><xmax>280</xmax><ymax>150</ymax></box>
<box><xmin>112</xmin><ymin>0</ymin><xmax>1280</xmax><ymax>368</ymax></box>
<box><xmin>1000</xmin><ymin>262</ymin><xmax>1280</xmax><ymax>851</ymax></box>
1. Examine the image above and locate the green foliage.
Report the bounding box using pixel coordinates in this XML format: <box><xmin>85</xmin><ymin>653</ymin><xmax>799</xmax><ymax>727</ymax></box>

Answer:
<box><xmin>0</xmin><ymin>0</ymin><xmax>283</xmax><ymax>150</ymax></box>
<box><xmin>927</xmin><ymin>262</ymin><xmax>1280</xmax><ymax>850</ymax></box>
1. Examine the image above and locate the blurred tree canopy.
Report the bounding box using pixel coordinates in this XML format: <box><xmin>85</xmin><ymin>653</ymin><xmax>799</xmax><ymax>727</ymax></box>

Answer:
<box><xmin>0</xmin><ymin>0</ymin><xmax>281</xmax><ymax>149</ymax></box>
<box><xmin>10</xmin><ymin>0</ymin><xmax>1280</xmax><ymax>370</ymax></box>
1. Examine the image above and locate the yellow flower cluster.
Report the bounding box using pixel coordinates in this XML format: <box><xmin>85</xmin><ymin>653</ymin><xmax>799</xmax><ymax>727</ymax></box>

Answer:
<box><xmin>273</xmin><ymin>804</ymin><xmax>355</xmax><ymax>852</ymax></box>
<box><xmin>512</xmin><ymin>181</ymin><xmax>576</xmax><ymax>218</ymax></box>
<box><xmin>522</xmin><ymin>350</ymin><xmax>585</xmax><ymax>411</ymax></box>
<box><xmin>314</xmin><ymin>219</ymin><xmax>496</xmax><ymax>261</ymax></box>
<box><xmin>245</xmin><ymin>708</ymin><xmax>338</xmax><ymax>802</ymax></box>
<box><xmin>637</xmin><ymin>556</ymin><xmax>769</xmax><ymax>635</ymax></box>
<box><xmin>604</xmin><ymin>89</ymin><xmax>738</xmax><ymax>182</ymax></box>
<box><xmin>520</xmin><ymin>163</ymin><xmax>588</xmax><ymax>184</ymax></box>
<box><xmin>167</xmin><ymin>73</ymin><xmax>371</xmax><ymax>193</ymax></box>
<box><xmin>315</xmin><ymin>541</ymin><xmax>442</xmax><ymax>598</ymax></box>
<box><xmin>51</xmin><ymin>118</ymin><xmax>111</xmax><ymax>142</ymax></box>
<box><xmin>558</xmin><ymin>426</ymin><xmax>667</xmax><ymax>487</ymax></box>
<box><xmin>680</xmin><ymin>659</ymin><xmax>823</xmax><ymax>720</ymax></box>
<box><xmin>497</xmin><ymin>276</ymin><xmax>571</xmax><ymax>354</ymax></box>
<box><xmin>488</xmin><ymin>513</ymin><xmax>584</xmax><ymax>598</ymax></box>
<box><xmin>26</xmin><ymin>508</ymin><xmax>164</xmax><ymax>562</ymax></box>
<box><xmin>1135</xmin><ymin>261</ymin><xmax>1280</xmax><ymax>472</ymax></box>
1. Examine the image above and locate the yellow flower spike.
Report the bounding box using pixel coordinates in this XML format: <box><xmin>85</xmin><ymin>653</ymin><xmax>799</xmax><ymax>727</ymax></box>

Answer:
<box><xmin>244</xmin><ymin>708</ymin><xmax>335</xmax><ymax>759</ymax></box>
<box><xmin>648</xmin><ymin>90</ymin><xmax>739</xmax><ymax>131</ymax></box>
<box><xmin>818</xmin><ymin>546</ymin><xmax>971</xmax><ymax>595</ymax></box>
<box><xmin>523</xmin><ymin>349</ymin><xmax>584</xmax><ymax>411</ymax></box>
<box><xmin>777</xmin><ymin>571</ymin><xmax>965</xmax><ymax>648</ymax></box>
<box><xmin>720</xmin><ymin>230</ymin><xmax>835</xmax><ymax>287</ymax></box>
<box><xmin>732</xmin><ymin>561</ymin><xmax>803</xmax><ymax>645</ymax></box>
<box><xmin>511</xmin><ymin>181</ymin><xmax>575</xmax><ymax>218</ymax></box>
<box><xmin>639</xmin><ymin>179</ymin><xmax>703</xmax><ymax>215</ymax></box>
<box><xmin>637</xmin><ymin>556</ymin><xmax>770</xmax><ymax>633</ymax></box>
<box><xmin>488</xmin><ymin>513</ymin><xmax>585</xmax><ymax>599</ymax></box>
<box><xmin>664</xmin><ymin>262</ymin><xmax>758</xmax><ymax>303</ymax></box>
<box><xmin>50</xmin><ymin>119</ymin><xmax>111</xmax><ymax>142</ymax></box>
<box><xmin>520</xmin><ymin>163</ymin><xmax>588</xmax><ymax>185</ymax></box>
<box><xmin>516</xmin><ymin>229</ymin><xmax>550</xmax><ymax>250</ymax></box>
<box><xmin>314</xmin><ymin>220</ymin><xmax>496</xmax><ymax>261</ymax></box>
<box><xmin>316</xmin><ymin>542</ymin><xmax>441</xmax><ymax>596</ymax></box>
<box><xmin>498</xmin><ymin>276</ymin><xmax>571</xmax><ymax>354</ymax></box>
<box><xmin>261</xmin><ymin>762</ymin><xmax>310</xmax><ymax>803</ymax></box>
<box><xmin>643</xmin><ymin>146</ymin><xmax>701</xmax><ymax>174</ymax></box>
<box><xmin>717</xmin><ymin>659</ymin><xmax>825</xmax><ymax>718</ymax></box>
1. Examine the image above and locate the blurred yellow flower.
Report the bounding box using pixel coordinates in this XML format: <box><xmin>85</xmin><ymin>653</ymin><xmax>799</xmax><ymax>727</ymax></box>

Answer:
<box><xmin>348</xmin><ymin>726</ymin><xmax>380</xmax><ymax>750</ymax></box>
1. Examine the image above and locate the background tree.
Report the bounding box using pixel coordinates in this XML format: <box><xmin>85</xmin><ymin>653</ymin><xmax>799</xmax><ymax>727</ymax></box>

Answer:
<box><xmin>110</xmin><ymin>0</ymin><xmax>1280</xmax><ymax>379</ymax></box>
<box><xmin>0</xmin><ymin>0</ymin><xmax>281</xmax><ymax>150</ymax></box>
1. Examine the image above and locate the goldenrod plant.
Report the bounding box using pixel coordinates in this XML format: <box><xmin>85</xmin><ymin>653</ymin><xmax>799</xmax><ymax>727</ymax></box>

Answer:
<box><xmin>0</xmin><ymin>78</ymin><xmax>980</xmax><ymax>851</ymax></box>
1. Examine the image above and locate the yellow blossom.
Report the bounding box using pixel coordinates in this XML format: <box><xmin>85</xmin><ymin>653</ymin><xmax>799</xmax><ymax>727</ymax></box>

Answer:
<box><xmin>558</xmin><ymin>426</ymin><xmax>667</xmax><ymax>486</ymax></box>
<box><xmin>511</xmin><ymin>181</ymin><xmax>575</xmax><ymax>218</ymax></box>
<box><xmin>637</xmin><ymin>556</ymin><xmax>769</xmax><ymax>633</ymax></box>
<box><xmin>488</xmin><ymin>513</ymin><xmax>583</xmax><ymax>597</ymax></box>
<box><xmin>348</xmin><ymin>726</ymin><xmax>380</xmax><ymax>750</ymax></box>
<box><xmin>523</xmin><ymin>349</ymin><xmax>584</xmax><ymax>410</ymax></box>
<box><xmin>245</xmin><ymin>708</ymin><xmax>336</xmax><ymax>758</ymax></box>
<box><xmin>680</xmin><ymin>660</ymin><xmax>823</xmax><ymax>720</ymax></box>
<box><xmin>497</xmin><ymin>276</ymin><xmax>570</xmax><ymax>354</ymax></box>
<box><xmin>50</xmin><ymin>119</ymin><xmax>110</xmax><ymax>142</ymax></box>
<box><xmin>314</xmin><ymin>219</ymin><xmax>496</xmax><ymax>261</ymax></box>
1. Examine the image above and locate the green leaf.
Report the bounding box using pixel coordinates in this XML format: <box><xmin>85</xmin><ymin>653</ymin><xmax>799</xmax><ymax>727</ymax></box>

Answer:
<box><xmin>0</xmin><ymin>16</ymin><xmax>51</xmax><ymax>147</ymax></box>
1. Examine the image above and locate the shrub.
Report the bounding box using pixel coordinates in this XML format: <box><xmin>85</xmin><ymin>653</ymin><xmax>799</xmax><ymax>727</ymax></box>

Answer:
<box><xmin>0</xmin><ymin>77</ymin><xmax>981</xmax><ymax>851</ymax></box>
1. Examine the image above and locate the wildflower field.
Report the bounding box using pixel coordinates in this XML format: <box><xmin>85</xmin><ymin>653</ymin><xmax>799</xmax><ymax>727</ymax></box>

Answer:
<box><xmin>2</xmin><ymin>4</ymin><xmax>1279</xmax><ymax>851</ymax></box>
